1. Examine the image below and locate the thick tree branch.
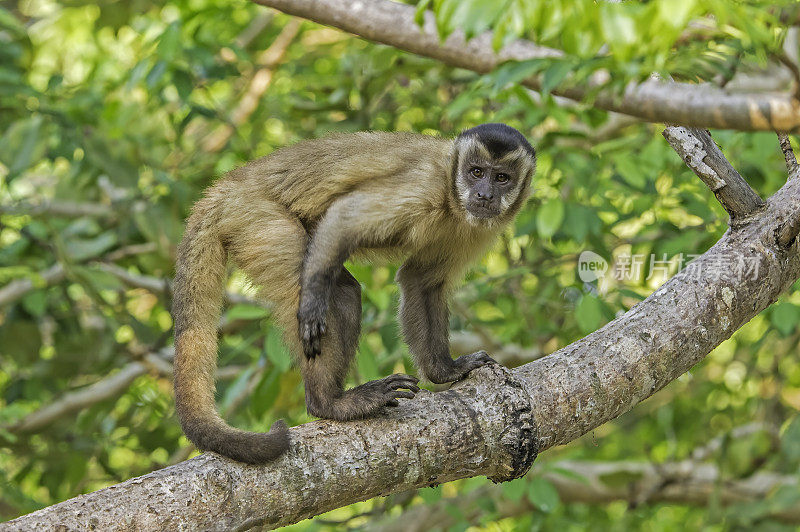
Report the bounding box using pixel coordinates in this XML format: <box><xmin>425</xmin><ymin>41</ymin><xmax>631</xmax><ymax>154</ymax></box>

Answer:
<box><xmin>253</xmin><ymin>0</ymin><xmax>800</xmax><ymax>132</ymax></box>
<box><xmin>8</xmin><ymin>136</ymin><xmax>800</xmax><ymax>529</ymax></box>
<box><xmin>662</xmin><ymin>126</ymin><xmax>765</xmax><ymax>224</ymax></box>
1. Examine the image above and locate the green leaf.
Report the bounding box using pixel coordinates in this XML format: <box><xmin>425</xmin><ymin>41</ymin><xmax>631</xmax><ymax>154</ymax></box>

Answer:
<box><xmin>22</xmin><ymin>291</ymin><xmax>47</xmax><ymax>318</ymax></box>
<box><xmin>536</xmin><ymin>198</ymin><xmax>565</xmax><ymax>238</ymax></box>
<box><xmin>414</xmin><ymin>0</ymin><xmax>432</xmax><ymax>26</ymax></box>
<box><xmin>502</xmin><ymin>478</ymin><xmax>527</xmax><ymax>501</ymax></box>
<box><xmin>146</xmin><ymin>61</ymin><xmax>167</xmax><ymax>87</ymax></box>
<box><xmin>357</xmin><ymin>337</ymin><xmax>380</xmax><ymax>381</ymax></box>
<box><xmin>65</xmin><ymin>232</ymin><xmax>118</xmax><ymax>261</ymax></box>
<box><xmin>172</xmin><ymin>69</ymin><xmax>193</xmax><ymax>101</ymax></box>
<box><xmin>265</xmin><ymin>327</ymin><xmax>292</xmax><ymax>372</ymax></box>
<box><xmin>781</xmin><ymin>416</ymin><xmax>800</xmax><ymax>462</ymax></box>
<box><xmin>485</xmin><ymin>59</ymin><xmax>547</xmax><ymax>93</ymax></box>
<box><xmin>540</xmin><ymin>60</ymin><xmax>574</xmax><ymax>94</ymax></box>
<box><xmin>770</xmin><ymin>303</ymin><xmax>800</xmax><ymax>336</ymax></box>
<box><xmin>156</xmin><ymin>22</ymin><xmax>181</xmax><ymax>61</ymax></box>
<box><xmin>576</xmin><ymin>295</ymin><xmax>604</xmax><ymax>333</ymax></box>
<box><xmin>527</xmin><ymin>477</ymin><xmax>559</xmax><ymax>513</ymax></box>
<box><xmin>219</xmin><ymin>366</ymin><xmax>254</xmax><ymax>413</ymax></box>
<box><xmin>226</xmin><ymin>304</ymin><xmax>268</xmax><ymax>321</ymax></box>
<box><xmin>1</xmin><ymin>115</ymin><xmax>44</xmax><ymax>183</ymax></box>
<box><xmin>612</xmin><ymin>153</ymin><xmax>648</xmax><ymax>189</ymax></box>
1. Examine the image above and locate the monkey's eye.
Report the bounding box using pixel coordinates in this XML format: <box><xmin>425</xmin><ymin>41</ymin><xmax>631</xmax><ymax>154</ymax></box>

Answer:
<box><xmin>495</xmin><ymin>173</ymin><xmax>510</xmax><ymax>184</ymax></box>
<box><xmin>469</xmin><ymin>167</ymin><xmax>484</xmax><ymax>179</ymax></box>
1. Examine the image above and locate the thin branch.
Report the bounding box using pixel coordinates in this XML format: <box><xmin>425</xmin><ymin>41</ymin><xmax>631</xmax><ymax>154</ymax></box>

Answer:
<box><xmin>0</xmin><ymin>200</ymin><xmax>116</xmax><ymax>218</ymax></box>
<box><xmin>5</xmin><ymin>348</ymin><xmax>246</xmax><ymax>436</ymax></box>
<box><xmin>8</xmin><ymin>361</ymin><xmax>152</xmax><ymax>434</ymax></box>
<box><xmin>367</xmin><ymin>460</ymin><xmax>800</xmax><ymax>531</ymax></box>
<box><xmin>774</xmin><ymin>50</ymin><xmax>800</xmax><ymax>98</ymax></box>
<box><xmin>0</xmin><ymin>245</ymin><xmax>158</xmax><ymax>308</ymax></box>
<box><xmin>775</xmin><ymin>134</ymin><xmax>800</xmax><ymax>247</ymax></box>
<box><xmin>253</xmin><ymin>0</ymin><xmax>800</xmax><ymax>132</ymax></box>
<box><xmin>0</xmin><ymin>263</ymin><xmax>65</xmax><ymax>307</ymax></box>
<box><xmin>201</xmin><ymin>20</ymin><xmax>302</xmax><ymax>152</ymax></box>
<box><xmin>234</xmin><ymin>11</ymin><xmax>275</xmax><ymax>50</ymax></box>
<box><xmin>450</xmin><ymin>330</ymin><xmax>542</xmax><ymax>365</ymax></box>
<box><xmin>93</xmin><ymin>262</ymin><xmax>257</xmax><ymax>306</ymax></box>
<box><xmin>103</xmin><ymin>242</ymin><xmax>158</xmax><ymax>262</ymax></box>
<box><xmin>662</xmin><ymin>126</ymin><xmax>765</xmax><ymax>224</ymax></box>
<box><xmin>690</xmin><ymin>422</ymin><xmax>780</xmax><ymax>461</ymax></box>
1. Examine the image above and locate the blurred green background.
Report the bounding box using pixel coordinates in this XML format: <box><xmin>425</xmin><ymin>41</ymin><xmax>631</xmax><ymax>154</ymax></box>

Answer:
<box><xmin>2</xmin><ymin>0</ymin><xmax>800</xmax><ymax>529</ymax></box>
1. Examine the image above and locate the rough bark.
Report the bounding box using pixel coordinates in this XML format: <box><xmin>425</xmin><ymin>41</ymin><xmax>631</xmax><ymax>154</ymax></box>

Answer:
<box><xmin>254</xmin><ymin>0</ymin><xmax>800</xmax><ymax>132</ymax></box>
<box><xmin>5</xmin><ymin>136</ymin><xmax>800</xmax><ymax>530</ymax></box>
<box><xmin>4</xmin><ymin>365</ymin><xmax>536</xmax><ymax>530</ymax></box>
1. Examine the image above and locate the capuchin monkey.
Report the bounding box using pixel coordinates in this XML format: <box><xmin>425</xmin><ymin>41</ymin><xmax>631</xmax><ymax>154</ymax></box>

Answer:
<box><xmin>172</xmin><ymin>123</ymin><xmax>536</xmax><ymax>463</ymax></box>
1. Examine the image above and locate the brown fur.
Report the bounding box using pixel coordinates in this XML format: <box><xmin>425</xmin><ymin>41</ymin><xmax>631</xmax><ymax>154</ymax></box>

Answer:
<box><xmin>172</xmin><ymin>127</ymin><xmax>535</xmax><ymax>463</ymax></box>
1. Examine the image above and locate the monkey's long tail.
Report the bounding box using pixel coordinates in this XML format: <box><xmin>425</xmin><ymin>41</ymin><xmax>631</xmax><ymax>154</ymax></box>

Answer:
<box><xmin>172</xmin><ymin>209</ymin><xmax>289</xmax><ymax>464</ymax></box>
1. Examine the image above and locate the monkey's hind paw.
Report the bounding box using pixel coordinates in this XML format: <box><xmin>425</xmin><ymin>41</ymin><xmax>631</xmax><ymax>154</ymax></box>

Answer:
<box><xmin>449</xmin><ymin>350</ymin><xmax>498</xmax><ymax>382</ymax></box>
<box><xmin>369</xmin><ymin>373</ymin><xmax>420</xmax><ymax>408</ymax></box>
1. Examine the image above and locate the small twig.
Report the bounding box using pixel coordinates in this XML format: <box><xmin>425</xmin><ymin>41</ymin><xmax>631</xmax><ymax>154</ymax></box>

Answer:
<box><xmin>662</xmin><ymin>126</ymin><xmax>765</xmax><ymax>225</ymax></box>
<box><xmin>104</xmin><ymin>242</ymin><xmax>158</xmax><ymax>262</ymax></box>
<box><xmin>774</xmin><ymin>50</ymin><xmax>800</xmax><ymax>99</ymax></box>
<box><xmin>778</xmin><ymin>133</ymin><xmax>799</xmax><ymax>178</ymax></box>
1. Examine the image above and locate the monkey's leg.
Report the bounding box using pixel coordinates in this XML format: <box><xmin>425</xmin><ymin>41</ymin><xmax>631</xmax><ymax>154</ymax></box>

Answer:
<box><xmin>397</xmin><ymin>261</ymin><xmax>496</xmax><ymax>384</ymax></box>
<box><xmin>302</xmin><ymin>268</ymin><xmax>420</xmax><ymax>421</ymax></box>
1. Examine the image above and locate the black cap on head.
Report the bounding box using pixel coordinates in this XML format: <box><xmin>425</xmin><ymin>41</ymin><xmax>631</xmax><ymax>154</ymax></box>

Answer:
<box><xmin>458</xmin><ymin>123</ymin><xmax>535</xmax><ymax>160</ymax></box>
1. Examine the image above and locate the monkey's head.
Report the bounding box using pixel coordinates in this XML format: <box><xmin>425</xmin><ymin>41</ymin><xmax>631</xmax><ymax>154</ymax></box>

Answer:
<box><xmin>451</xmin><ymin>123</ymin><xmax>536</xmax><ymax>227</ymax></box>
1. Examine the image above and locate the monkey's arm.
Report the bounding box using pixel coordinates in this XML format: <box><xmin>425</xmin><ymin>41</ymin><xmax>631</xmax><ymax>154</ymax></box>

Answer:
<box><xmin>396</xmin><ymin>260</ymin><xmax>495</xmax><ymax>383</ymax></box>
<box><xmin>298</xmin><ymin>194</ymin><xmax>396</xmax><ymax>358</ymax></box>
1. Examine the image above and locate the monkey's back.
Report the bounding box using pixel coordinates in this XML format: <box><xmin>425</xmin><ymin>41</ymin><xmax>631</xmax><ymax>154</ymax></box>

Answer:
<box><xmin>230</xmin><ymin>131</ymin><xmax>454</xmax><ymax>222</ymax></box>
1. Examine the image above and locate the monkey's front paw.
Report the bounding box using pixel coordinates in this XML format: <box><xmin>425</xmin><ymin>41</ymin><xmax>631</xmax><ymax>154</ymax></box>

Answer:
<box><xmin>297</xmin><ymin>306</ymin><xmax>327</xmax><ymax>359</ymax></box>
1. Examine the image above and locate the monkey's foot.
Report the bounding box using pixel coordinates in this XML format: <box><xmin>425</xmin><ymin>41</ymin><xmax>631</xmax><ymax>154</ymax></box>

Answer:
<box><xmin>307</xmin><ymin>374</ymin><xmax>420</xmax><ymax>420</ymax></box>
<box><xmin>427</xmin><ymin>350</ymin><xmax>498</xmax><ymax>384</ymax></box>
<box><xmin>357</xmin><ymin>373</ymin><xmax>421</xmax><ymax>408</ymax></box>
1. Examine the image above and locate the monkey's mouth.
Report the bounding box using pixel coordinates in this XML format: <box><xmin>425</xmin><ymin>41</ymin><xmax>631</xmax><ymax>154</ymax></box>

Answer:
<box><xmin>467</xmin><ymin>201</ymin><xmax>500</xmax><ymax>219</ymax></box>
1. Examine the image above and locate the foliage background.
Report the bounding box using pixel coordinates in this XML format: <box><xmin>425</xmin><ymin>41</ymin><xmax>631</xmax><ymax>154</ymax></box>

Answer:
<box><xmin>2</xmin><ymin>0</ymin><xmax>800</xmax><ymax>529</ymax></box>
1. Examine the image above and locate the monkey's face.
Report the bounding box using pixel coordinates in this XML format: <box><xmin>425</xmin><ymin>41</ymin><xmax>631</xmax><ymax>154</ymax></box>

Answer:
<box><xmin>453</xmin><ymin>124</ymin><xmax>536</xmax><ymax>226</ymax></box>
